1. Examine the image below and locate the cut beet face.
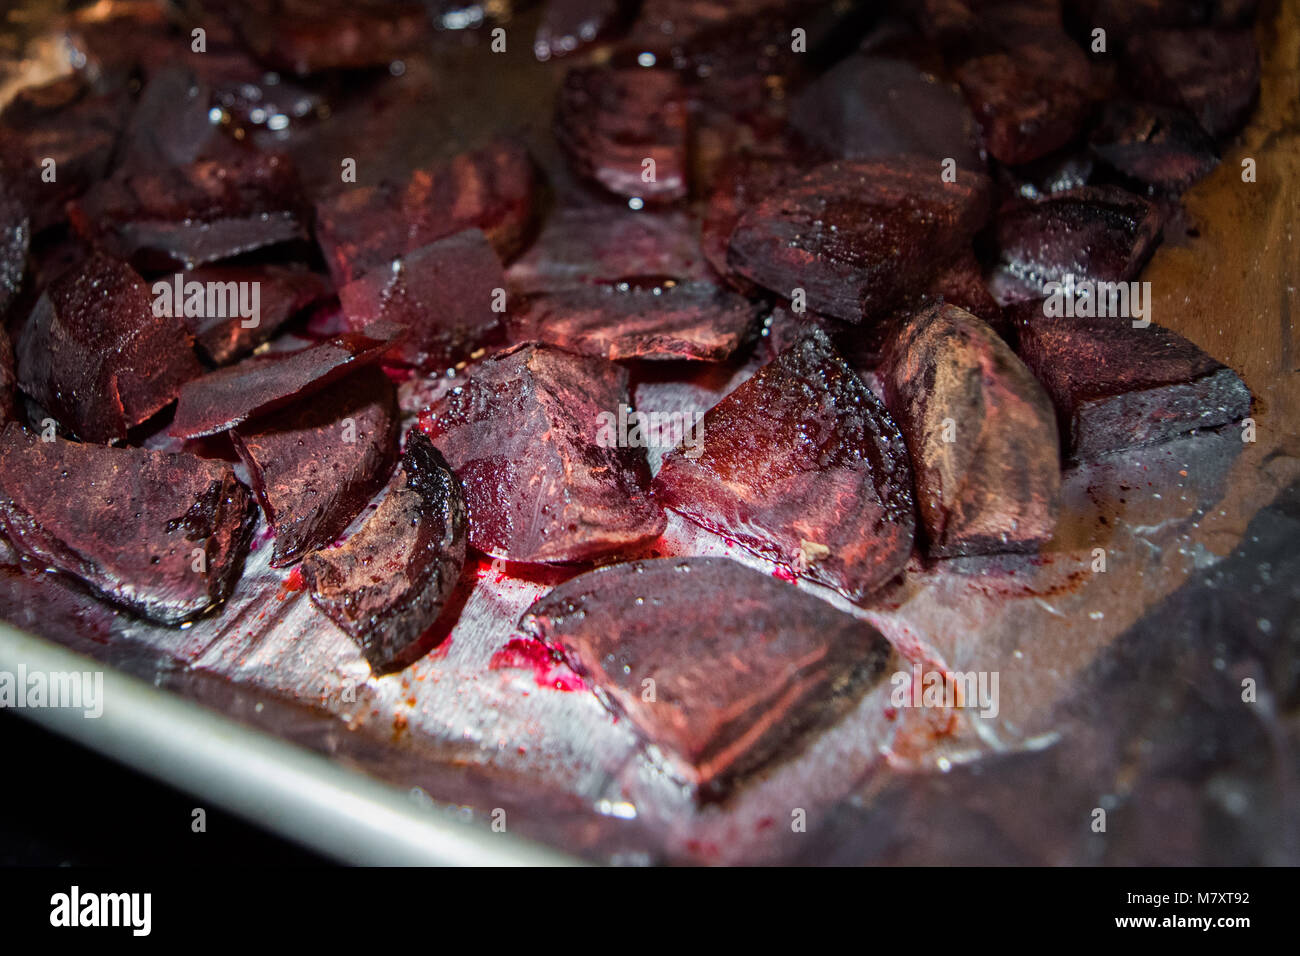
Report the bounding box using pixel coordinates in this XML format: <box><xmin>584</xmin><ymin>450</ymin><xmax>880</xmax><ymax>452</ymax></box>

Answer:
<box><xmin>419</xmin><ymin>343</ymin><xmax>665</xmax><ymax>563</ymax></box>
<box><xmin>654</xmin><ymin>329</ymin><xmax>916</xmax><ymax>602</ymax></box>
<box><xmin>302</xmin><ymin>431</ymin><xmax>467</xmax><ymax>673</ymax></box>
<box><xmin>15</xmin><ymin>253</ymin><xmax>203</xmax><ymax>443</ymax></box>
<box><xmin>512</xmin><ymin>279</ymin><xmax>756</xmax><ymax>363</ymax></box>
<box><xmin>1124</xmin><ymin>28</ymin><xmax>1260</xmax><ymax>138</ymax></box>
<box><xmin>231</xmin><ymin>367</ymin><xmax>398</xmax><ymax>567</ymax></box>
<box><xmin>338</xmin><ymin>229</ymin><xmax>506</xmax><ymax>371</ymax></box>
<box><xmin>726</xmin><ymin>158</ymin><xmax>992</xmax><ymax>324</ymax></box>
<box><xmin>1089</xmin><ymin>100</ymin><xmax>1220</xmax><ymax>192</ymax></box>
<box><xmin>518</xmin><ymin>556</ymin><xmax>893</xmax><ymax>800</ymax></box>
<box><xmin>555</xmin><ymin>66</ymin><xmax>689</xmax><ymax>203</ymax></box>
<box><xmin>68</xmin><ymin>151</ymin><xmax>310</xmax><ymax>272</ymax></box>
<box><xmin>0</xmin><ymin>424</ymin><xmax>257</xmax><ymax>625</ymax></box>
<box><xmin>1016</xmin><ymin>309</ymin><xmax>1252</xmax><ymax>460</ymax></box>
<box><xmin>315</xmin><ymin>138</ymin><xmax>537</xmax><ymax>286</ymax></box>
<box><xmin>224</xmin><ymin>0</ymin><xmax>429</xmax><ymax>75</ymax></box>
<box><xmin>880</xmin><ymin>302</ymin><xmax>1061</xmax><ymax>557</ymax></box>
<box><xmin>178</xmin><ymin>264</ymin><xmax>333</xmax><ymax>366</ymax></box>
<box><xmin>989</xmin><ymin>186</ymin><xmax>1162</xmax><ymax>305</ymax></box>
<box><xmin>169</xmin><ymin>323</ymin><xmax>400</xmax><ymax>439</ymax></box>
<box><xmin>535</xmin><ymin>0</ymin><xmax>632</xmax><ymax>60</ymax></box>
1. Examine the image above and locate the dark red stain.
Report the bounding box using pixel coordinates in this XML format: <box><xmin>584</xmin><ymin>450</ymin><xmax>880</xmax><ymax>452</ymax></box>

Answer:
<box><xmin>489</xmin><ymin>637</ymin><xmax>587</xmax><ymax>692</ymax></box>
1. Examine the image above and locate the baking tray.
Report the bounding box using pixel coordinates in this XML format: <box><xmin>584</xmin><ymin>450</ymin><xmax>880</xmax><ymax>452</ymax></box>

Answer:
<box><xmin>0</xmin><ymin>0</ymin><xmax>1297</xmax><ymax>865</ymax></box>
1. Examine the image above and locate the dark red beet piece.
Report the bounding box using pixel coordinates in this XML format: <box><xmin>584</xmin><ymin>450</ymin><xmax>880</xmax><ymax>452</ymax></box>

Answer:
<box><xmin>0</xmin><ymin>182</ymin><xmax>28</xmax><ymax>320</ymax></box>
<box><xmin>518</xmin><ymin>556</ymin><xmax>893</xmax><ymax>801</ymax></box>
<box><xmin>1016</xmin><ymin>309</ymin><xmax>1252</xmax><ymax>460</ymax></box>
<box><xmin>1123</xmin><ymin>28</ymin><xmax>1260</xmax><ymax>139</ymax></box>
<box><xmin>178</xmin><ymin>264</ymin><xmax>333</xmax><ymax>366</ymax></box>
<box><xmin>420</xmin><ymin>343</ymin><xmax>665</xmax><ymax>563</ymax></box>
<box><xmin>15</xmin><ymin>253</ymin><xmax>203</xmax><ymax>443</ymax></box>
<box><xmin>1089</xmin><ymin>100</ymin><xmax>1219</xmax><ymax>192</ymax></box>
<box><xmin>727</xmin><ymin>158</ymin><xmax>992</xmax><ymax>324</ymax></box>
<box><xmin>555</xmin><ymin>66</ymin><xmax>689</xmax><ymax>203</ymax></box>
<box><xmin>231</xmin><ymin>367</ymin><xmax>398</xmax><ymax>567</ymax></box>
<box><xmin>700</xmin><ymin>153</ymin><xmax>802</xmax><ymax>295</ymax></box>
<box><xmin>535</xmin><ymin>0</ymin><xmax>632</xmax><ymax>60</ymax></box>
<box><xmin>921</xmin><ymin>249</ymin><xmax>1004</xmax><ymax>332</ymax></box>
<box><xmin>338</xmin><ymin>229</ymin><xmax>506</xmax><ymax>371</ymax></box>
<box><xmin>224</xmin><ymin>0</ymin><xmax>429</xmax><ymax>75</ymax></box>
<box><xmin>654</xmin><ymin>329</ymin><xmax>916</xmax><ymax>601</ymax></box>
<box><xmin>169</xmin><ymin>323</ymin><xmax>401</xmax><ymax>439</ymax></box>
<box><xmin>880</xmin><ymin>303</ymin><xmax>1061</xmax><ymax>557</ymax></box>
<box><xmin>115</xmin><ymin>66</ymin><xmax>229</xmax><ymax>174</ymax></box>
<box><xmin>511</xmin><ymin>279</ymin><xmax>756</xmax><ymax>363</ymax></box>
<box><xmin>0</xmin><ymin>424</ymin><xmax>257</xmax><ymax>625</ymax></box>
<box><xmin>302</xmin><ymin>431</ymin><xmax>467</xmax><ymax>674</ymax></box>
<box><xmin>315</xmin><ymin>139</ymin><xmax>537</xmax><ymax>286</ymax></box>
<box><xmin>989</xmin><ymin>186</ymin><xmax>1162</xmax><ymax>305</ymax></box>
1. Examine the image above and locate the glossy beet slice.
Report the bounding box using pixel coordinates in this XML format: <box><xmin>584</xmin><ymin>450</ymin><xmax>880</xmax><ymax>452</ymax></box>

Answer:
<box><xmin>518</xmin><ymin>556</ymin><xmax>893</xmax><ymax>800</ymax></box>
<box><xmin>1016</xmin><ymin>310</ymin><xmax>1252</xmax><ymax>460</ymax></box>
<box><xmin>0</xmin><ymin>424</ymin><xmax>257</xmax><ymax>625</ymax></box>
<box><xmin>1124</xmin><ymin>28</ymin><xmax>1259</xmax><ymax>138</ymax></box>
<box><xmin>654</xmin><ymin>330</ymin><xmax>916</xmax><ymax>601</ymax></box>
<box><xmin>535</xmin><ymin>0</ymin><xmax>632</xmax><ymax>60</ymax></box>
<box><xmin>989</xmin><ymin>186</ymin><xmax>1162</xmax><ymax>305</ymax></box>
<box><xmin>338</xmin><ymin>229</ymin><xmax>506</xmax><ymax>371</ymax></box>
<box><xmin>420</xmin><ymin>343</ymin><xmax>665</xmax><ymax>563</ymax></box>
<box><xmin>512</xmin><ymin>279</ymin><xmax>756</xmax><ymax>362</ymax></box>
<box><xmin>880</xmin><ymin>303</ymin><xmax>1061</xmax><ymax>557</ymax></box>
<box><xmin>302</xmin><ymin>431</ymin><xmax>467</xmax><ymax>673</ymax></box>
<box><xmin>225</xmin><ymin>0</ymin><xmax>429</xmax><ymax>75</ymax></box>
<box><xmin>68</xmin><ymin>151</ymin><xmax>310</xmax><ymax>272</ymax></box>
<box><xmin>555</xmin><ymin>66</ymin><xmax>688</xmax><ymax>203</ymax></box>
<box><xmin>315</xmin><ymin>139</ymin><xmax>537</xmax><ymax>286</ymax></box>
<box><xmin>727</xmin><ymin>158</ymin><xmax>992</xmax><ymax>324</ymax></box>
<box><xmin>0</xmin><ymin>182</ymin><xmax>28</xmax><ymax>320</ymax></box>
<box><xmin>1089</xmin><ymin>100</ymin><xmax>1219</xmax><ymax>192</ymax></box>
<box><xmin>15</xmin><ymin>254</ymin><xmax>203</xmax><ymax>443</ymax></box>
<box><xmin>231</xmin><ymin>367</ymin><xmax>398</xmax><ymax>567</ymax></box>
<box><xmin>179</xmin><ymin>264</ymin><xmax>333</xmax><ymax>366</ymax></box>
<box><xmin>169</xmin><ymin>324</ymin><xmax>400</xmax><ymax>439</ymax></box>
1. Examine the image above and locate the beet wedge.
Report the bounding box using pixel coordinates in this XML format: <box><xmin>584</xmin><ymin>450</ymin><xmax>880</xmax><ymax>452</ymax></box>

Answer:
<box><xmin>231</xmin><ymin>367</ymin><xmax>398</xmax><ymax>568</ymax></box>
<box><xmin>169</xmin><ymin>323</ymin><xmax>400</xmax><ymax>439</ymax></box>
<box><xmin>727</xmin><ymin>158</ymin><xmax>992</xmax><ymax>324</ymax></box>
<box><xmin>880</xmin><ymin>303</ymin><xmax>1061</xmax><ymax>558</ymax></box>
<box><xmin>653</xmin><ymin>329</ymin><xmax>916</xmax><ymax>602</ymax></box>
<box><xmin>0</xmin><ymin>424</ymin><xmax>256</xmax><ymax>625</ymax></box>
<box><xmin>302</xmin><ymin>431</ymin><xmax>467</xmax><ymax>674</ymax></box>
<box><xmin>1015</xmin><ymin>309</ymin><xmax>1252</xmax><ymax>461</ymax></box>
<box><xmin>16</xmin><ymin>253</ymin><xmax>203</xmax><ymax>443</ymax></box>
<box><xmin>419</xmin><ymin>343</ymin><xmax>665</xmax><ymax>563</ymax></box>
<box><xmin>518</xmin><ymin>556</ymin><xmax>893</xmax><ymax>801</ymax></box>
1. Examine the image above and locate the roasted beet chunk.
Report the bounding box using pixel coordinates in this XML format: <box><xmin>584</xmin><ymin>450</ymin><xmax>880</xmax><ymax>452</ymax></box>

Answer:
<box><xmin>653</xmin><ymin>330</ymin><xmax>915</xmax><ymax>601</ymax></box>
<box><xmin>0</xmin><ymin>425</ymin><xmax>257</xmax><ymax>625</ymax></box>
<box><xmin>880</xmin><ymin>303</ymin><xmax>1061</xmax><ymax>557</ymax></box>
<box><xmin>231</xmin><ymin>367</ymin><xmax>398</xmax><ymax>567</ymax></box>
<box><xmin>518</xmin><ymin>556</ymin><xmax>893</xmax><ymax>800</ymax></box>
<box><xmin>16</xmin><ymin>254</ymin><xmax>202</xmax><ymax>443</ymax></box>
<box><xmin>989</xmin><ymin>186</ymin><xmax>1162</xmax><ymax>305</ymax></box>
<box><xmin>512</xmin><ymin>279</ymin><xmax>756</xmax><ymax>362</ymax></box>
<box><xmin>727</xmin><ymin>158</ymin><xmax>992</xmax><ymax>324</ymax></box>
<box><xmin>1016</xmin><ymin>310</ymin><xmax>1252</xmax><ymax>460</ymax></box>
<box><xmin>338</xmin><ymin>229</ymin><xmax>506</xmax><ymax>371</ymax></box>
<box><xmin>922</xmin><ymin>250</ymin><xmax>1005</xmax><ymax>333</ymax></box>
<box><xmin>420</xmin><ymin>343</ymin><xmax>665</xmax><ymax>563</ymax></box>
<box><xmin>315</xmin><ymin>139</ymin><xmax>537</xmax><ymax>286</ymax></box>
<box><xmin>0</xmin><ymin>183</ymin><xmax>28</xmax><ymax>320</ymax></box>
<box><xmin>302</xmin><ymin>431</ymin><xmax>467</xmax><ymax>673</ymax></box>
<box><xmin>178</xmin><ymin>264</ymin><xmax>333</xmax><ymax>366</ymax></box>
<box><xmin>1089</xmin><ymin>101</ymin><xmax>1219</xmax><ymax>192</ymax></box>
<box><xmin>535</xmin><ymin>0</ymin><xmax>632</xmax><ymax>60</ymax></box>
<box><xmin>700</xmin><ymin>154</ymin><xmax>802</xmax><ymax>295</ymax></box>
<box><xmin>555</xmin><ymin>66</ymin><xmax>688</xmax><ymax>203</ymax></box>
<box><xmin>1124</xmin><ymin>28</ymin><xmax>1260</xmax><ymax>138</ymax></box>
<box><xmin>69</xmin><ymin>151</ymin><xmax>310</xmax><ymax>272</ymax></box>
<box><xmin>225</xmin><ymin>0</ymin><xmax>429</xmax><ymax>75</ymax></box>
<box><xmin>170</xmin><ymin>324</ymin><xmax>400</xmax><ymax>439</ymax></box>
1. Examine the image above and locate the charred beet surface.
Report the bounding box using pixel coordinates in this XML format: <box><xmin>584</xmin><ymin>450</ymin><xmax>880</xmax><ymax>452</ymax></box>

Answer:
<box><xmin>1016</xmin><ymin>310</ymin><xmax>1252</xmax><ymax>460</ymax></box>
<box><xmin>881</xmin><ymin>303</ymin><xmax>1061</xmax><ymax>558</ymax></box>
<box><xmin>0</xmin><ymin>424</ymin><xmax>257</xmax><ymax>625</ymax></box>
<box><xmin>519</xmin><ymin>556</ymin><xmax>893</xmax><ymax>801</ymax></box>
<box><xmin>302</xmin><ymin>431</ymin><xmax>467</xmax><ymax>674</ymax></box>
<box><xmin>16</xmin><ymin>253</ymin><xmax>202</xmax><ymax>443</ymax></box>
<box><xmin>654</xmin><ymin>330</ymin><xmax>916</xmax><ymax>602</ymax></box>
<box><xmin>727</xmin><ymin>158</ymin><xmax>992</xmax><ymax>324</ymax></box>
<box><xmin>420</xmin><ymin>343</ymin><xmax>665</xmax><ymax>564</ymax></box>
<box><xmin>231</xmin><ymin>367</ymin><xmax>398</xmax><ymax>568</ymax></box>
